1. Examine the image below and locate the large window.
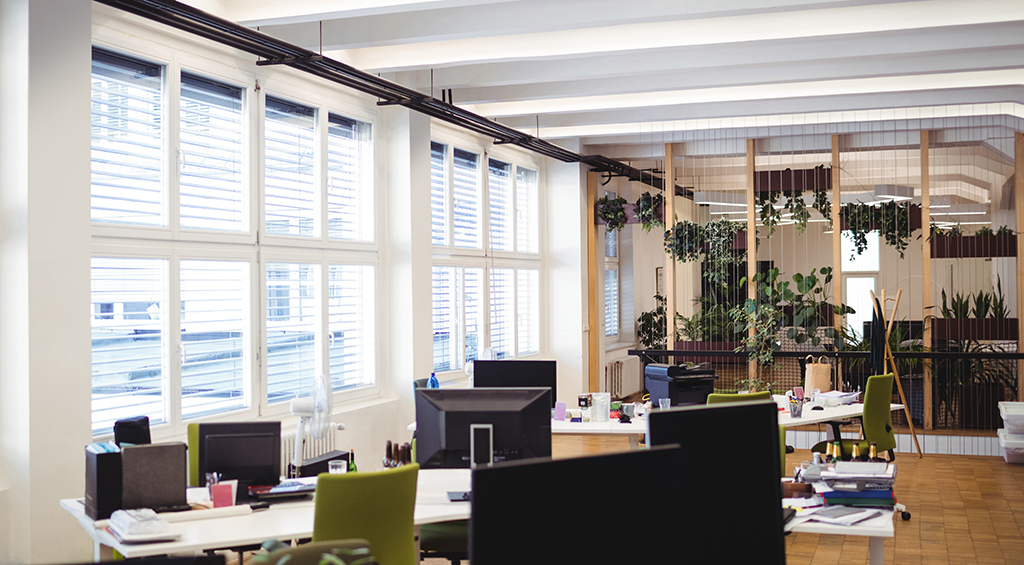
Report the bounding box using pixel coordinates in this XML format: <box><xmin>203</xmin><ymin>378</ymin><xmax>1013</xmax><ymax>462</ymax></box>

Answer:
<box><xmin>604</xmin><ymin>192</ymin><xmax>620</xmax><ymax>338</ymax></box>
<box><xmin>90</xmin><ymin>47</ymin><xmax>378</xmax><ymax>435</ymax></box>
<box><xmin>430</xmin><ymin>136</ymin><xmax>541</xmax><ymax>373</ymax></box>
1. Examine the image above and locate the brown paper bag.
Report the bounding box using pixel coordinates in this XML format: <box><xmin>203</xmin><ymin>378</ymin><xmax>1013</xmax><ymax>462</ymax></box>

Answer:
<box><xmin>804</xmin><ymin>355</ymin><xmax>832</xmax><ymax>393</ymax></box>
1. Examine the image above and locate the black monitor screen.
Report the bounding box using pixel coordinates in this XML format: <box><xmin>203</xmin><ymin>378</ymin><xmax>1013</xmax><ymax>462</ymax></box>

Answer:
<box><xmin>470</xmin><ymin>446</ymin><xmax>686</xmax><ymax>563</ymax></box>
<box><xmin>473</xmin><ymin>360</ymin><xmax>557</xmax><ymax>407</ymax></box>
<box><xmin>198</xmin><ymin>422</ymin><xmax>281</xmax><ymax>490</ymax></box>
<box><xmin>416</xmin><ymin>387</ymin><xmax>551</xmax><ymax>469</ymax></box>
<box><xmin>647</xmin><ymin>401</ymin><xmax>785</xmax><ymax>563</ymax></box>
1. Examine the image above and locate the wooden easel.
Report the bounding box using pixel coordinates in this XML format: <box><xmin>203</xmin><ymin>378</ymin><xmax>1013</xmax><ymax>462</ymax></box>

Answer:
<box><xmin>870</xmin><ymin>289</ymin><xmax>924</xmax><ymax>458</ymax></box>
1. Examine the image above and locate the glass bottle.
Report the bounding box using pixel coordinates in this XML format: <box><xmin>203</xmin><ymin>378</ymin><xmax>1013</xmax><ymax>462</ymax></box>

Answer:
<box><xmin>348</xmin><ymin>449</ymin><xmax>358</xmax><ymax>473</ymax></box>
<box><xmin>384</xmin><ymin>441</ymin><xmax>394</xmax><ymax>468</ymax></box>
<box><xmin>851</xmin><ymin>442</ymin><xmax>861</xmax><ymax>461</ymax></box>
<box><xmin>832</xmin><ymin>440</ymin><xmax>842</xmax><ymax>462</ymax></box>
<box><xmin>868</xmin><ymin>442</ymin><xmax>885</xmax><ymax>462</ymax></box>
<box><xmin>823</xmin><ymin>441</ymin><xmax>834</xmax><ymax>464</ymax></box>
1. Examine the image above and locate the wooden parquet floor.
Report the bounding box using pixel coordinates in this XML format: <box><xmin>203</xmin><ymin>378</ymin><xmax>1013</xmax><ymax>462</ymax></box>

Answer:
<box><xmin>549</xmin><ymin>435</ymin><xmax>1024</xmax><ymax>565</ymax></box>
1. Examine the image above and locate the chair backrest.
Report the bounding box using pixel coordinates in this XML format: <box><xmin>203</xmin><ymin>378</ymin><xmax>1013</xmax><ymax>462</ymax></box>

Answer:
<box><xmin>253</xmin><ymin>539</ymin><xmax>373</xmax><ymax>565</ymax></box>
<box><xmin>862</xmin><ymin>373</ymin><xmax>896</xmax><ymax>453</ymax></box>
<box><xmin>313</xmin><ymin>463</ymin><xmax>419</xmax><ymax>565</ymax></box>
<box><xmin>706</xmin><ymin>391</ymin><xmax>772</xmax><ymax>404</ymax></box>
<box><xmin>187</xmin><ymin>423</ymin><xmax>199</xmax><ymax>488</ymax></box>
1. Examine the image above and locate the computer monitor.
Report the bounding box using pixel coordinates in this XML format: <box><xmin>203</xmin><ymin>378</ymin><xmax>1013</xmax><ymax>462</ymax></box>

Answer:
<box><xmin>647</xmin><ymin>401</ymin><xmax>786</xmax><ymax>563</ymax></box>
<box><xmin>415</xmin><ymin>387</ymin><xmax>551</xmax><ymax>469</ymax></box>
<box><xmin>197</xmin><ymin>422</ymin><xmax>281</xmax><ymax>497</ymax></box>
<box><xmin>469</xmin><ymin>445</ymin><xmax>686</xmax><ymax>563</ymax></box>
<box><xmin>473</xmin><ymin>360</ymin><xmax>557</xmax><ymax>407</ymax></box>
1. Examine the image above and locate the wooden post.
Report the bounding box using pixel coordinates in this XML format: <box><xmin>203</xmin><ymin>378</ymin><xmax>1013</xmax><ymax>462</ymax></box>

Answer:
<box><xmin>832</xmin><ymin>134</ymin><xmax>843</xmax><ymax>389</ymax></box>
<box><xmin>921</xmin><ymin>131</ymin><xmax>934</xmax><ymax>429</ymax></box>
<box><xmin>1016</xmin><ymin>131</ymin><xmax>1024</xmax><ymax>401</ymax></box>
<box><xmin>747</xmin><ymin>139</ymin><xmax>757</xmax><ymax>382</ymax></box>
<box><xmin>587</xmin><ymin>171</ymin><xmax>600</xmax><ymax>393</ymax></box>
<box><xmin>665</xmin><ymin>143</ymin><xmax>677</xmax><ymax>353</ymax></box>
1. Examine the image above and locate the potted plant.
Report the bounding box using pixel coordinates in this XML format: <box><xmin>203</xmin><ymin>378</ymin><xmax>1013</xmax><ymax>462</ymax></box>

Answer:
<box><xmin>664</xmin><ymin>220</ymin><xmax>704</xmax><ymax>263</ymax></box>
<box><xmin>840</xmin><ymin>201</ymin><xmax>921</xmax><ymax>258</ymax></box>
<box><xmin>596</xmin><ymin>195</ymin><xmax>629</xmax><ymax>232</ymax></box>
<box><xmin>636</xmin><ymin>294</ymin><xmax>668</xmax><ymax>349</ymax></box>
<box><xmin>633</xmin><ymin>191</ymin><xmax>664</xmax><ymax>232</ymax></box>
<box><xmin>930</xmin><ymin>224</ymin><xmax>1017</xmax><ymax>258</ymax></box>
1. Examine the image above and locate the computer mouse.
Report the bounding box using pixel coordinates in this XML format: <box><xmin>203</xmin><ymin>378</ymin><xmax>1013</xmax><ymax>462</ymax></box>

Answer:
<box><xmin>811</xmin><ymin>406</ymin><xmax>825</xmax><ymax>411</ymax></box>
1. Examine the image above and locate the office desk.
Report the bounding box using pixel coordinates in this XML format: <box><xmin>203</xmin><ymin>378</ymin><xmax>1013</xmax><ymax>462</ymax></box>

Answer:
<box><xmin>61</xmin><ymin>469</ymin><xmax>471</xmax><ymax>561</ymax></box>
<box><xmin>551</xmin><ymin>418</ymin><xmax>647</xmax><ymax>449</ymax></box>
<box><xmin>787</xmin><ymin>509</ymin><xmax>894</xmax><ymax>565</ymax></box>
<box><xmin>777</xmin><ymin>403</ymin><xmax>903</xmax><ymax>429</ymax></box>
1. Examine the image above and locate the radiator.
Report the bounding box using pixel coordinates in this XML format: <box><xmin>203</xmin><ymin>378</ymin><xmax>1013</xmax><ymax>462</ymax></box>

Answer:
<box><xmin>281</xmin><ymin>427</ymin><xmax>337</xmax><ymax>476</ymax></box>
<box><xmin>605</xmin><ymin>357</ymin><xmax>642</xmax><ymax>399</ymax></box>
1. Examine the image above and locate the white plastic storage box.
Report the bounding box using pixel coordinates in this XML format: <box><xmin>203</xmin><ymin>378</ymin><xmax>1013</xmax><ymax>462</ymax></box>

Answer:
<box><xmin>997</xmin><ymin>429</ymin><xmax>1024</xmax><ymax>464</ymax></box>
<box><xmin>999</xmin><ymin>402</ymin><xmax>1024</xmax><ymax>435</ymax></box>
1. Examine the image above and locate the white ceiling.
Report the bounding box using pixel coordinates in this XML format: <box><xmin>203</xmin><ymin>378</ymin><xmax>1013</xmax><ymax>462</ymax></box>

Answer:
<box><xmin>185</xmin><ymin>0</ymin><xmax>1024</xmax><ymax>156</ymax></box>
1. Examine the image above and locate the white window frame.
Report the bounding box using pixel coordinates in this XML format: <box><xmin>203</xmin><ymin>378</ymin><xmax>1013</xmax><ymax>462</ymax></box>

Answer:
<box><xmin>89</xmin><ymin>27</ymin><xmax>382</xmax><ymax>439</ymax></box>
<box><xmin>429</xmin><ymin>126</ymin><xmax>543</xmax><ymax>382</ymax></box>
<box><xmin>603</xmin><ymin>190</ymin><xmax>621</xmax><ymax>341</ymax></box>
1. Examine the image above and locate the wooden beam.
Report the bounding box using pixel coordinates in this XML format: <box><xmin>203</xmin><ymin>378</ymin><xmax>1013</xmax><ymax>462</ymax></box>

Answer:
<box><xmin>747</xmin><ymin>139</ymin><xmax>757</xmax><ymax>383</ymax></box>
<box><xmin>665</xmin><ymin>143</ymin><xmax>677</xmax><ymax>352</ymax></box>
<box><xmin>586</xmin><ymin>171</ymin><xmax>600</xmax><ymax>393</ymax></box>
<box><xmin>922</xmin><ymin>130</ymin><xmax>933</xmax><ymax>430</ymax></box>
<box><xmin>831</xmin><ymin>135</ymin><xmax>843</xmax><ymax>390</ymax></box>
<box><xmin>1016</xmin><ymin>131</ymin><xmax>1024</xmax><ymax>401</ymax></box>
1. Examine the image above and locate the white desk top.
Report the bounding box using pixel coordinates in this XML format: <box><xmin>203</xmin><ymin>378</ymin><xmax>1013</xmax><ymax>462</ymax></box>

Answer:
<box><xmin>787</xmin><ymin>509</ymin><xmax>895</xmax><ymax>538</ymax></box>
<box><xmin>61</xmin><ymin>469</ymin><xmax>471</xmax><ymax>559</ymax></box>
<box><xmin>550</xmin><ymin>418</ymin><xmax>647</xmax><ymax>435</ymax></box>
<box><xmin>777</xmin><ymin>403</ymin><xmax>903</xmax><ymax>428</ymax></box>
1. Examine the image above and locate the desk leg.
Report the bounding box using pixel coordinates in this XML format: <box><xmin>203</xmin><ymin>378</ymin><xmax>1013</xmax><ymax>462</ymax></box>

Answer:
<box><xmin>868</xmin><ymin>536</ymin><xmax>883</xmax><ymax>565</ymax></box>
<box><xmin>629</xmin><ymin>434</ymin><xmax>640</xmax><ymax>451</ymax></box>
<box><xmin>94</xmin><ymin>540</ymin><xmax>113</xmax><ymax>562</ymax></box>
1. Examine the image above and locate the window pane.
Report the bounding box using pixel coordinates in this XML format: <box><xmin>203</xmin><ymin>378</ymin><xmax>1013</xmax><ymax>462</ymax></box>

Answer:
<box><xmin>516</xmin><ymin>167</ymin><xmax>539</xmax><ymax>254</ymax></box>
<box><xmin>453</xmin><ymin>148</ymin><xmax>481</xmax><ymax>248</ymax></box>
<box><xmin>604</xmin><ymin>268</ymin><xmax>619</xmax><ymax>337</ymax></box>
<box><xmin>845</xmin><ymin>277</ymin><xmax>876</xmax><ymax>339</ymax></box>
<box><xmin>329</xmin><ymin>265</ymin><xmax>373</xmax><ymax>389</ymax></box>
<box><xmin>181</xmin><ymin>260</ymin><xmax>248</xmax><ymax>419</ymax></box>
<box><xmin>179</xmin><ymin>73</ymin><xmax>244</xmax><ymax>231</ymax></box>
<box><xmin>488</xmin><ymin>158</ymin><xmax>513</xmax><ymax>252</ymax></box>
<box><xmin>605</xmin><ymin>228</ymin><xmax>618</xmax><ymax>258</ymax></box>
<box><xmin>842</xmin><ymin>230</ymin><xmax>880</xmax><ymax>272</ymax></box>
<box><xmin>91</xmin><ymin>48</ymin><xmax>164</xmax><ymax>226</ymax></box>
<box><xmin>266</xmin><ymin>263</ymin><xmax>318</xmax><ymax>402</ymax></box>
<box><xmin>465</xmin><ymin>268</ymin><xmax>483</xmax><ymax>365</ymax></box>
<box><xmin>91</xmin><ymin>257</ymin><xmax>165</xmax><ymax>435</ymax></box>
<box><xmin>517</xmin><ymin>269</ymin><xmax>540</xmax><ymax>355</ymax></box>
<box><xmin>327</xmin><ymin>114</ymin><xmax>373</xmax><ymax>241</ymax></box>
<box><xmin>265</xmin><ymin>96</ymin><xmax>316</xmax><ymax>237</ymax></box>
<box><xmin>432</xmin><ymin>266</ymin><xmax>459</xmax><ymax>372</ymax></box>
<box><xmin>489</xmin><ymin>268</ymin><xmax>515</xmax><ymax>359</ymax></box>
<box><xmin>430</xmin><ymin>142</ymin><xmax>448</xmax><ymax>246</ymax></box>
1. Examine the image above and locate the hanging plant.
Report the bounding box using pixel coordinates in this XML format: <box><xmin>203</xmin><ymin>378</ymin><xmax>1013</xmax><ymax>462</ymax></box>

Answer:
<box><xmin>785</xmin><ymin>186</ymin><xmax>810</xmax><ymax>234</ymax></box>
<box><xmin>840</xmin><ymin>203</ymin><xmax>874</xmax><ymax>259</ymax></box>
<box><xmin>756</xmin><ymin>189</ymin><xmax>782</xmax><ymax>235</ymax></box>
<box><xmin>664</xmin><ymin>220</ymin><xmax>704</xmax><ymax>263</ymax></box>
<box><xmin>811</xmin><ymin>165</ymin><xmax>832</xmax><ymax>228</ymax></box>
<box><xmin>634</xmin><ymin>191</ymin><xmax>664</xmax><ymax>232</ymax></box>
<box><xmin>877</xmin><ymin>201</ymin><xmax>914</xmax><ymax>258</ymax></box>
<box><xmin>702</xmin><ymin>219</ymin><xmax>744</xmax><ymax>287</ymax></box>
<box><xmin>596</xmin><ymin>195</ymin><xmax>628</xmax><ymax>232</ymax></box>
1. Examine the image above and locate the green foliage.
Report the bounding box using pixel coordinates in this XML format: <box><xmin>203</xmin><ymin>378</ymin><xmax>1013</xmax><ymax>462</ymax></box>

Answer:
<box><xmin>992</xmin><ymin>278</ymin><xmax>1009</xmax><ymax>319</ymax></box>
<box><xmin>735</xmin><ymin>376</ymin><xmax>778</xmax><ymax>393</ymax></box>
<box><xmin>940</xmin><ymin>289</ymin><xmax>971</xmax><ymax>319</ymax></box>
<box><xmin>841</xmin><ymin>201</ymin><xmax>917</xmax><ymax>258</ymax></box>
<box><xmin>596</xmin><ymin>195</ymin><xmax>628</xmax><ymax>232</ymax></box>
<box><xmin>811</xmin><ymin>165</ymin><xmax>832</xmax><ymax>228</ymax></box>
<box><xmin>676</xmin><ymin>300</ymin><xmax>745</xmax><ymax>342</ymax></box>
<box><xmin>995</xmin><ymin>225</ymin><xmax>1014</xmax><ymax>237</ymax></box>
<box><xmin>637</xmin><ymin>294</ymin><xmax>668</xmax><ymax>349</ymax></box>
<box><xmin>941</xmin><ymin>279</ymin><xmax>1010</xmax><ymax>319</ymax></box>
<box><xmin>633</xmin><ymin>191</ymin><xmax>664</xmax><ymax>232</ymax></box>
<box><xmin>702</xmin><ymin>219</ymin><xmax>744</xmax><ymax>288</ymax></box>
<box><xmin>877</xmin><ymin>201</ymin><xmax>915</xmax><ymax>257</ymax></box>
<box><xmin>664</xmin><ymin>220</ymin><xmax>704</xmax><ymax>263</ymax></box>
<box><xmin>785</xmin><ymin>186</ymin><xmax>810</xmax><ymax>234</ymax></box>
<box><xmin>755</xmin><ymin>189</ymin><xmax>782</xmax><ymax>235</ymax></box>
<box><xmin>729</xmin><ymin>300</ymin><xmax>783</xmax><ymax>369</ymax></box>
<box><xmin>975</xmin><ymin>225</ymin><xmax>994</xmax><ymax>237</ymax></box>
<box><xmin>840</xmin><ymin>203</ymin><xmax>873</xmax><ymax>258</ymax></box>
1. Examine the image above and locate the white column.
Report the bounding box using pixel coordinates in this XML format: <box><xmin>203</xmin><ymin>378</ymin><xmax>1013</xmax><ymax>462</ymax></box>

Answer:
<box><xmin>0</xmin><ymin>1</ymin><xmax>92</xmax><ymax>562</ymax></box>
<box><xmin>546</xmin><ymin>140</ymin><xmax>587</xmax><ymax>403</ymax></box>
<box><xmin>380</xmin><ymin>107</ymin><xmax>432</xmax><ymax>428</ymax></box>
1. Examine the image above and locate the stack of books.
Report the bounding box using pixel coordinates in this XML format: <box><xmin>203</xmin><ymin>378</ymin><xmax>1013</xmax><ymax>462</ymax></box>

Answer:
<box><xmin>818</xmin><ymin>461</ymin><xmax>897</xmax><ymax>508</ymax></box>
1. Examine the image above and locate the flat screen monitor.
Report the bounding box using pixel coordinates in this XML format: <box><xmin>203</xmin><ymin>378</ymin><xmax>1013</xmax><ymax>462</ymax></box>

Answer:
<box><xmin>415</xmin><ymin>387</ymin><xmax>551</xmax><ymax>469</ymax></box>
<box><xmin>647</xmin><ymin>401</ymin><xmax>785</xmax><ymax>563</ymax></box>
<box><xmin>469</xmin><ymin>445</ymin><xmax>686</xmax><ymax>563</ymax></box>
<box><xmin>473</xmin><ymin>360</ymin><xmax>557</xmax><ymax>407</ymax></box>
<box><xmin>197</xmin><ymin>422</ymin><xmax>281</xmax><ymax>496</ymax></box>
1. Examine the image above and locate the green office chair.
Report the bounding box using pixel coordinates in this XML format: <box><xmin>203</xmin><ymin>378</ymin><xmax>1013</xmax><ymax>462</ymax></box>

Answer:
<box><xmin>252</xmin><ymin>539</ymin><xmax>374</xmax><ymax>565</ymax></box>
<box><xmin>706</xmin><ymin>391</ymin><xmax>772</xmax><ymax>404</ymax></box>
<box><xmin>812</xmin><ymin>373</ymin><xmax>897</xmax><ymax>461</ymax></box>
<box><xmin>187</xmin><ymin>423</ymin><xmax>200</xmax><ymax>487</ymax></box>
<box><xmin>420</xmin><ymin>520</ymin><xmax>468</xmax><ymax>564</ymax></box>
<box><xmin>313</xmin><ymin>464</ymin><xmax>419</xmax><ymax>565</ymax></box>
<box><xmin>705</xmin><ymin>392</ymin><xmax>785</xmax><ymax>476</ymax></box>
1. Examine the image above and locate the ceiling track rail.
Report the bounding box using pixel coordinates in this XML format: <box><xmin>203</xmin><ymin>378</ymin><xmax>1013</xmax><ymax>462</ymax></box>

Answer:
<box><xmin>94</xmin><ymin>0</ymin><xmax>684</xmax><ymax>195</ymax></box>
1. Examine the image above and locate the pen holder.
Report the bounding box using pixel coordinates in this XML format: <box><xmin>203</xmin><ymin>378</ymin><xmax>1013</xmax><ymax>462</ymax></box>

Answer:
<box><xmin>789</xmin><ymin>399</ymin><xmax>804</xmax><ymax>418</ymax></box>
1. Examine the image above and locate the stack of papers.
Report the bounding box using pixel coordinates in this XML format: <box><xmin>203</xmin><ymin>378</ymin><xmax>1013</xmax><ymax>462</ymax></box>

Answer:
<box><xmin>818</xmin><ymin>391</ymin><xmax>861</xmax><ymax>405</ymax></box>
<box><xmin>808</xmin><ymin>506</ymin><xmax>882</xmax><ymax>526</ymax></box>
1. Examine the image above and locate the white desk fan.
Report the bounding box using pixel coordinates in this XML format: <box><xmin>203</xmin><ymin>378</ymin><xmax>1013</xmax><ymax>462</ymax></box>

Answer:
<box><xmin>289</xmin><ymin>373</ymin><xmax>334</xmax><ymax>474</ymax></box>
